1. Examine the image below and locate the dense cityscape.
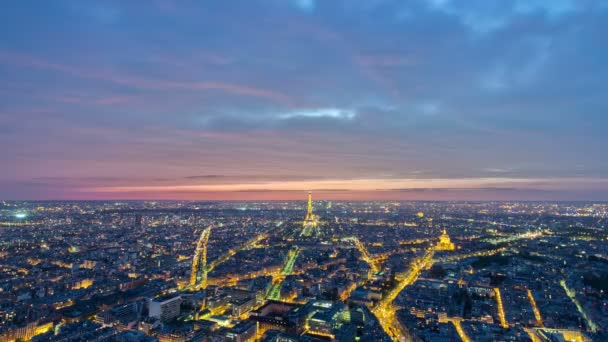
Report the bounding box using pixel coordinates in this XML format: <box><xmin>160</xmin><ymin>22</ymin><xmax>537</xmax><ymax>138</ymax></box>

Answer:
<box><xmin>1</xmin><ymin>195</ymin><xmax>606</xmax><ymax>341</ymax></box>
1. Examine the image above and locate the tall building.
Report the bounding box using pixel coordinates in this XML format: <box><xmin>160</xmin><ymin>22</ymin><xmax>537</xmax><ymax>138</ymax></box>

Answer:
<box><xmin>149</xmin><ymin>295</ymin><xmax>182</xmax><ymax>322</ymax></box>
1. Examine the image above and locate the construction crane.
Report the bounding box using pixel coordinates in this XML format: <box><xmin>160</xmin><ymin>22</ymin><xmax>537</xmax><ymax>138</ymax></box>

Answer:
<box><xmin>190</xmin><ymin>226</ymin><xmax>212</xmax><ymax>289</ymax></box>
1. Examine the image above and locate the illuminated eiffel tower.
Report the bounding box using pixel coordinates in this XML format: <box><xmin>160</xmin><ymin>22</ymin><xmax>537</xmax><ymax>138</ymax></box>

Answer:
<box><xmin>302</xmin><ymin>192</ymin><xmax>319</xmax><ymax>235</ymax></box>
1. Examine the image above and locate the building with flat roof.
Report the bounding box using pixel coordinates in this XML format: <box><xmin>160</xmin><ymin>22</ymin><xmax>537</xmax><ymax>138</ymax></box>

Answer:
<box><xmin>149</xmin><ymin>295</ymin><xmax>182</xmax><ymax>322</ymax></box>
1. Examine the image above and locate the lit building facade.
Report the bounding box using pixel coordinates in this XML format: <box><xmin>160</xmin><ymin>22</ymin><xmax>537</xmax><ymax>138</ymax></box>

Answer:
<box><xmin>436</xmin><ymin>229</ymin><xmax>455</xmax><ymax>251</ymax></box>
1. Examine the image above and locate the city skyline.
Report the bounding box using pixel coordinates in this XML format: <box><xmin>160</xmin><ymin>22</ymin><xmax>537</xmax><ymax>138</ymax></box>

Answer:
<box><xmin>1</xmin><ymin>198</ymin><xmax>605</xmax><ymax>341</ymax></box>
<box><xmin>2</xmin><ymin>0</ymin><xmax>608</xmax><ymax>200</ymax></box>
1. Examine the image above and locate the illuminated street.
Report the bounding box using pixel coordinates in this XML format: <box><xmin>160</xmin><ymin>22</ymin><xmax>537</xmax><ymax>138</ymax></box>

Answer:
<box><xmin>447</xmin><ymin>318</ymin><xmax>470</xmax><ymax>342</ymax></box>
<box><xmin>267</xmin><ymin>247</ymin><xmax>300</xmax><ymax>300</ymax></box>
<box><xmin>527</xmin><ymin>289</ymin><xmax>544</xmax><ymax>327</ymax></box>
<box><xmin>560</xmin><ymin>280</ymin><xmax>599</xmax><ymax>333</ymax></box>
<box><xmin>494</xmin><ymin>287</ymin><xmax>509</xmax><ymax>329</ymax></box>
<box><xmin>373</xmin><ymin>249</ymin><xmax>435</xmax><ymax>341</ymax></box>
<box><xmin>344</xmin><ymin>236</ymin><xmax>381</xmax><ymax>274</ymax></box>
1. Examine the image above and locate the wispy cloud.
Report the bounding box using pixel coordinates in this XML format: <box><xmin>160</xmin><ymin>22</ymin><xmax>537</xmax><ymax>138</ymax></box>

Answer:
<box><xmin>278</xmin><ymin>108</ymin><xmax>356</xmax><ymax>120</ymax></box>
<box><xmin>0</xmin><ymin>50</ymin><xmax>294</xmax><ymax>105</ymax></box>
<box><xmin>482</xmin><ymin>168</ymin><xmax>511</xmax><ymax>173</ymax></box>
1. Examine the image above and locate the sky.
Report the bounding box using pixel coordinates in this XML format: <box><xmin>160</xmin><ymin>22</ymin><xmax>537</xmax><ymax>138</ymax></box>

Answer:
<box><xmin>1</xmin><ymin>0</ymin><xmax>607</xmax><ymax>201</ymax></box>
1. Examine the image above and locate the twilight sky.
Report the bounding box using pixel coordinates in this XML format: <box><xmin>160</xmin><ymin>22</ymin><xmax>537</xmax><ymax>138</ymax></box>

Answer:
<box><xmin>1</xmin><ymin>0</ymin><xmax>607</xmax><ymax>201</ymax></box>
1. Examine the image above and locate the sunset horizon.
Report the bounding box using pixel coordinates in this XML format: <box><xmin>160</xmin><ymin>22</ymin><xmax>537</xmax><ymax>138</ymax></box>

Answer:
<box><xmin>8</xmin><ymin>177</ymin><xmax>608</xmax><ymax>201</ymax></box>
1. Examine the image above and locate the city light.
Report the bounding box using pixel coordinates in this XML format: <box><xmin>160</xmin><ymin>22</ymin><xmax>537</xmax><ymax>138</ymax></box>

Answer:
<box><xmin>0</xmin><ymin>195</ymin><xmax>604</xmax><ymax>341</ymax></box>
<box><xmin>494</xmin><ymin>287</ymin><xmax>509</xmax><ymax>329</ymax></box>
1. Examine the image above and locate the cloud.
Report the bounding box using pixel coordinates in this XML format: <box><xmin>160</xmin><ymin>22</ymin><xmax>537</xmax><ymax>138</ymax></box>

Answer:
<box><xmin>389</xmin><ymin>187</ymin><xmax>551</xmax><ymax>193</ymax></box>
<box><xmin>183</xmin><ymin>174</ymin><xmax>326</xmax><ymax>182</ymax></box>
<box><xmin>184</xmin><ymin>175</ymin><xmax>225</xmax><ymax>180</ymax></box>
<box><xmin>278</xmin><ymin>108</ymin><xmax>356</xmax><ymax>120</ymax></box>
<box><xmin>482</xmin><ymin>168</ymin><xmax>511</xmax><ymax>173</ymax></box>
<box><xmin>513</xmin><ymin>0</ymin><xmax>579</xmax><ymax>19</ymax></box>
<box><xmin>234</xmin><ymin>188</ymin><xmax>351</xmax><ymax>192</ymax></box>
<box><xmin>292</xmin><ymin>0</ymin><xmax>315</xmax><ymax>12</ymax></box>
<box><xmin>0</xmin><ymin>51</ymin><xmax>294</xmax><ymax>105</ymax></box>
<box><xmin>426</xmin><ymin>0</ymin><xmax>584</xmax><ymax>36</ymax></box>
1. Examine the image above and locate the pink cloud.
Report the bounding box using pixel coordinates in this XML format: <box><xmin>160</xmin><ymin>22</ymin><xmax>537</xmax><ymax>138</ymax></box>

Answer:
<box><xmin>0</xmin><ymin>50</ymin><xmax>294</xmax><ymax>105</ymax></box>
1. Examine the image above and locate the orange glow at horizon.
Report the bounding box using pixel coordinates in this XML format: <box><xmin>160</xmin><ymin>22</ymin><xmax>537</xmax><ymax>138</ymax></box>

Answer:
<box><xmin>72</xmin><ymin>176</ymin><xmax>608</xmax><ymax>201</ymax></box>
<box><xmin>86</xmin><ymin>176</ymin><xmax>608</xmax><ymax>193</ymax></box>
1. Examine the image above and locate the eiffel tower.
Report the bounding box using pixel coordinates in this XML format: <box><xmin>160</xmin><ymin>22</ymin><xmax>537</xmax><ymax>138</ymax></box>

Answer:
<box><xmin>302</xmin><ymin>191</ymin><xmax>318</xmax><ymax>229</ymax></box>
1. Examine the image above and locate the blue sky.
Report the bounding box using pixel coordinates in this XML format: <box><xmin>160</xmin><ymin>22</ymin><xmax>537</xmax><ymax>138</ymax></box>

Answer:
<box><xmin>1</xmin><ymin>0</ymin><xmax>607</xmax><ymax>200</ymax></box>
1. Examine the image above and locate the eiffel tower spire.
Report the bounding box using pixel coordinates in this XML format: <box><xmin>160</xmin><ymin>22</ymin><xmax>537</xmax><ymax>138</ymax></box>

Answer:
<box><xmin>307</xmin><ymin>192</ymin><xmax>313</xmax><ymax>217</ymax></box>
